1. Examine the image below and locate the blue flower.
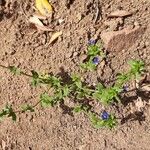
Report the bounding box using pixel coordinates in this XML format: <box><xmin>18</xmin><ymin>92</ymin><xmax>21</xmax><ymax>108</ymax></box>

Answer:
<box><xmin>88</xmin><ymin>39</ymin><xmax>96</xmax><ymax>45</ymax></box>
<box><xmin>92</xmin><ymin>57</ymin><xmax>100</xmax><ymax>65</ymax></box>
<box><xmin>122</xmin><ymin>85</ymin><xmax>129</xmax><ymax>92</ymax></box>
<box><xmin>101</xmin><ymin>111</ymin><xmax>110</xmax><ymax>120</ymax></box>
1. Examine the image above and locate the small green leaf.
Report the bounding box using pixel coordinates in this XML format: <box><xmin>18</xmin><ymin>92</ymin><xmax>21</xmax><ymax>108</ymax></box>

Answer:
<box><xmin>62</xmin><ymin>85</ymin><xmax>70</xmax><ymax>97</ymax></box>
<box><xmin>40</xmin><ymin>93</ymin><xmax>54</xmax><ymax>107</ymax></box>
<box><xmin>88</xmin><ymin>45</ymin><xmax>100</xmax><ymax>56</ymax></box>
<box><xmin>93</xmin><ymin>86</ymin><xmax>121</xmax><ymax>105</ymax></box>
<box><xmin>50</xmin><ymin>76</ymin><xmax>61</xmax><ymax>88</ymax></box>
<box><xmin>73</xmin><ymin>105</ymin><xmax>90</xmax><ymax>113</ymax></box>
<box><xmin>8</xmin><ymin>66</ymin><xmax>21</xmax><ymax>75</ymax></box>
<box><xmin>31</xmin><ymin>70</ymin><xmax>40</xmax><ymax>86</ymax></box>
<box><xmin>71</xmin><ymin>74</ymin><xmax>82</xmax><ymax>89</ymax></box>
<box><xmin>21</xmin><ymin>104</ymin><xmax>34</xmax><ymax>112</ymax></box>
<box><xmin>0</xmin><ymin>105</ymin><xmax>16</xmax><ymax>121</ymax></box>
<box><xmin>89</xmin><ymin>113</ymin><xmax>104</xmax><ymax>129</ymax></box>
<box><xmin>80</xmin><ymin>57</ymin><xmax>97</xmax><ymax>71</ymax></box>
<box><xmin>116</xmin><ymin>73</ymin><xmax>131</xmax><ymax>86</ymax></box>
<box><xmin>89</xmin><ymin>113</ymin><xmax>117</xmax><ymax>129</ymax></box>
<box><xmin>96</xmin><ymin>83</ymin><xmax>104</xmax><ymax>91</ymax></box>
<box><xmin>128</xmin><ymin>60</ymin><xmax>145</xmax><ymax>78</ymax></box>
<box><xmin>31</xmin><ymin>78</ymin><xmax>40</xmax><ymax>86</ymax></box>
<box><xmin>31</xmin><ymin>70</ymin><xmax>39</xmax><ymax>78</ymax></box>
<box><xmin>73</xmin><ymin>105</ymin><xmax>83</xmax><ymax>113</ymax></box>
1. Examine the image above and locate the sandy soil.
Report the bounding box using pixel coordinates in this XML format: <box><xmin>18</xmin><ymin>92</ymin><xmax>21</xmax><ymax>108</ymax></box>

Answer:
<box><xmin>0</xmin><ymin>0</ymin><xmax>150</xmax><ymax>149</ymax></box>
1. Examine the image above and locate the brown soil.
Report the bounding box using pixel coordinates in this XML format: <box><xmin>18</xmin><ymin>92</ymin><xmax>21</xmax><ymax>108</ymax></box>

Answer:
<box><xmin>0</xmin><ymin>0</ymin><xmax>150</xmax><ymax>149</ymax></box>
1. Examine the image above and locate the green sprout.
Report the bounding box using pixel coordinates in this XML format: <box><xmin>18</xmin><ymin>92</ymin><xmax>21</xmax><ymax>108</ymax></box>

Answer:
<box><xmin>128</xmin><ymin>60</ymin><xmax>145</xmax><ymax>79</ymax></box>
<box><xmin>81</xmin><ymin>43</ymin><xmax>105</xmax><ymax>71</ymax></box>
<box><xmin>73</xmin><ymin>104</ymin><xmax>90</xmax><ymax>113</ymax></box>
<box><xmin>93</xmin><ymin>84</ymin><xmax>121</xmax><ymax>105</ymax></box>
<box><xmin>8</xmin><ymin>66</ymin><xmax>21</xmax><ymax>75</ymax></box>
<box><xmin>0</xmin><ymin>104</ymin><xmax>16</xmax><ymax>121</ymax></box>
<box><xmin>89</xmin><ymin>112</ymin><xmax>117</xmax><ymax>129</ymax></box>
<box><xmin>70</xmin><ymin>74</ymin><xmax>92</xmax><ymax>99</ymax></box>
<box><xmin>40</xmin><ymin>93</ymin><xmax>55</xmax><ymax>107</ymax></box>
<box><xmin>21</xmin><ymin>104</ymin><xmax>35</xmax><ymax>112</ymax></box>
<box><xmin>0</xmin><ymin>59</ymin><xmax>146</xmax><ymax>129</ymax></box>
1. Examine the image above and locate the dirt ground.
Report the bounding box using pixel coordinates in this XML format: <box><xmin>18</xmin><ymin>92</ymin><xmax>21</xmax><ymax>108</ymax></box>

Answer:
<box><xmin>0</xmin><ymin>0</ymin><xmax>150</xmax><ymax>149</ymax></box>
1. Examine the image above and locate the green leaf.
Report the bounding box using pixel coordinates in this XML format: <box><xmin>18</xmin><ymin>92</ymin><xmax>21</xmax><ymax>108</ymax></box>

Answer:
<box><xmin>62</xmin><ymin>85</ymin><xmax>70</xmax><ymax>97</ymax></box>
<box><xmin>21</xmin><ymin>104</ymin><xmax>34</xmax><ymax>112</ymax></box>
<box><xmin>31</xmin><ymin>70</ymin><xmax>40</xmax><ymax>86</ymax></box>
<box><xmin>93</xmin><ymin>86</ymin><xmax>121</xmax><ymax>105</ymax></box>
<box><xmin>0</xmin><ymin>105</ymin><xmax>16</xmax><ymax>121</ymax></box>
<box><xmin>50</xmin><ymin>76</ymin><xmax>61</xmax><ymax>88</ymax></box>
<box><xmin>80</xmin><ymin>57</ymin><xmax>97</xmax><ymax>71</ymax></box>
<box><xmin>73</xmin><ymin>105</ymin><xmax>90</xmax><ymax>113</ymax></box>
<box><xmin>55</xmin><ymin>90</ymin><xmax>63</xmax><ymax>100</ymax></box>
<box><xmin>89</xmin><ymin>113</ymin><xmax>105</xmax><ymax>128</ymax></box>
<box><xmin>31</xmin><ymin>78</ymin><xmax>40</xmax><ymax>87</ymax></box>
<box><xmin>40</xmin><ymin>93</ymin><xmax>54</xmax><ymax>107</ymax></box>
<box><xmin>105</xmin><ymin>115</ymin><xmax>117</xmax><ymax>129</ymax></box>
<box><xmin>96</xmin><ymin>83</ymin><xmax>104</xmax><ymax>91</ymax></box>
<box><xmin>88</xmin><ymin>45</ymin><xmax>100</xmax><ymax>56</ymax></box>
<box><xmin>116</xmin><ymin>73</ymin><xmax>131</xmax><ymax>86</ymax></box>
<box><xmin>31</xmin><ymin>70</ymin><xmax>39</xmax><ymax>78</ymax></box>
<box><xmin>71</xmin><ymin>74</ymin><xmax>82</xmax><ymax>89</ymax></box>
<box><xmin>89</xmin><ymin>113</ymin><xmax>117</xmax><ymax>129</ymax></box>
<box><xmin>128</xmin><ymin>60</ymin><xmax>145</xmax><ymax>78</ymax></box>
<box><xmin>73</xmin><ymin>105</ymin><xmax>83</xmax><ymax>113</ymax></box>
<box><xmin>8</xmin><ymin>66</ymin><xmax>21</xmax><ymax>75</ymax></box>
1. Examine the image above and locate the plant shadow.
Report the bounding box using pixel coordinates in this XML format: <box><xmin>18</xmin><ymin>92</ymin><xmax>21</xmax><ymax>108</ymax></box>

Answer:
<box><xmin>57</xmin><ymin>67</ymin><xmax>72</xmax><ymax>85</ymax></box>
<box><xmin>121</xmin><ymin>111</ymin><xmax>145</xmax><ymax>125</ymax></box>
<box><xmin>59</xmin><ymin>102</ymin><xmax>74</xmax><ymax>117</ymax></box>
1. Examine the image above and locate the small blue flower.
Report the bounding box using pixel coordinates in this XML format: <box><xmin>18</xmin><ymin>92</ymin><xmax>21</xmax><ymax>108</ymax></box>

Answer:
<box><xmin>122</xmin><ymin>85</ymin><xmax>129</xmax><ymax>92</ymax></box>
<box><xmin>101</xmin><ymin>111</ymin><xmax>110</xmax><ymax>120</ymax></box>
<box><xmin>88</xmin><ymin>39</ymin><xmax>96</xmax><ymax>45</ymax></box>
<box><xmin>92</xmin><ymin>57</ymin><xmax>100</xmax><ymax>65</ymax></box>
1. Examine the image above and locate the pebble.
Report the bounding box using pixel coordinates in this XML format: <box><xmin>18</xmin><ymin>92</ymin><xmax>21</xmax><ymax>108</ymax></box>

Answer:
<box><xmin>101</xmin><ymin>26</ymin><xmax>145</xmax><ymax>52</ymax></box>
<box><xmin>79</xmin><ymin>54</ymin><xmax>87</xmax><ymax>62</ymax></box>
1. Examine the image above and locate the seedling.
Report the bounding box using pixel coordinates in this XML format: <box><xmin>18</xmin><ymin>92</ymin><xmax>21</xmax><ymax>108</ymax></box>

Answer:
<box><xmin>8</xmin><ymin>66</ymin><xmax>21</xmax><ymax>75</ymax></box>
<box><xmin>40</xmin><ymin>93</ymin><xmax>54</xmax><ymax>107</ymax></box>
<box><xmin>81</xmin><ymin>41</ymin><xmax>105</xmax><ymax>71</ymax></box>
<box><xmin>73</xmin><ymin>104</ymin><xmax>90</xmax><ymax>113</ymax></box>
<box><xmin>89</xmin><ymin>111</ymin><xmax>117</xmax><ymax>129</ymax></box>
<box><xmin>0</xmin><ymin>59</ymin><xmax>146</xmax><ymax>129</ymax></box>
<box><xmin>93</xmin><ymin>84</ymin><xmax>121</xmax><ymax>105</ymax></box>
<box><xmin>21</xmin><ymin>104</ymin><xmax>35</xmax><ymax>112</ymax></box>
<box><xmin>128</xmin><ymin>60</ymin><xmax>145</xmax><ymax>79</ymax></box>
<box><xmin>70</xmin><ymin>74</ymin><xmax>93</xmax><ymax>99</ymax></box>
<box><xmin>0</xmin><ymin>104</ymin><xmax>16</xmax><ymax>121</ymax></box>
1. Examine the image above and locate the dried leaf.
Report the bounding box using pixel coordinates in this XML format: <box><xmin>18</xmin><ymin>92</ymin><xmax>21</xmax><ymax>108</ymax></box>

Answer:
<box><xmin>108</xmin><ymin>10</ymin><xmax>132</xmax><ymax>17</ymax></box>
<box><xmin>49</xmin><ymin>31</ymin><xmax>63</xmax><ymax>44</ymax></box>
<box><xmin>36</xmin><ymin>0</ymin><xmax>52</xmax><ymax>17</ymax></box>
<box><xmin>29</xmin><ymin>16</ymin><xmax>53</xmax><ymax>31</ymax></box>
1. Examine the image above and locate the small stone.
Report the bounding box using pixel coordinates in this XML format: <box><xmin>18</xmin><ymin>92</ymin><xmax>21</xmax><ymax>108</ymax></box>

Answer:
<box><xmin>65</xmin><ymin>52</ymin><xmax>72</xmax><ymax>58</ymax></box>
<box><xmin>104</xmin><ymin>20</ymin><xmax>119</xmax><ymax>31</ymax></box>
<box><xmin>145</xmin><ymin>41</ymin><xmax>149</xmax><ymax>47</ymax></box>
<box><xmin>101</xmin><ymin>26</ymin><xmax>145</xmax><ymax>52</ymax></box>
<box><xmin>73</xmin><ymin>52</ymin><xmax>78</xmax><ymax>57</ymax></box>
<box><xmin>108</xmin><ymin>10</ymin><xmax>132</xmax><ymax>18</ymax></box>
<box><xmin>76</xmin><ymin>13</ymin><xmax>83</xmax><ymax>22</ymax></box>
<box><xmin>134</xmin><ymin>21</ymin><xmax>140</xmax><ymax>27</ymax></box>
<box><xmin>79</xmin><ymin>54</ymin><xmax>87</xmax><ymax>62</ymax></box>
<box><xmin>58</xmin><ymin>18</ymin><xmax>65</xmax><ymax>24</ymax></box>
